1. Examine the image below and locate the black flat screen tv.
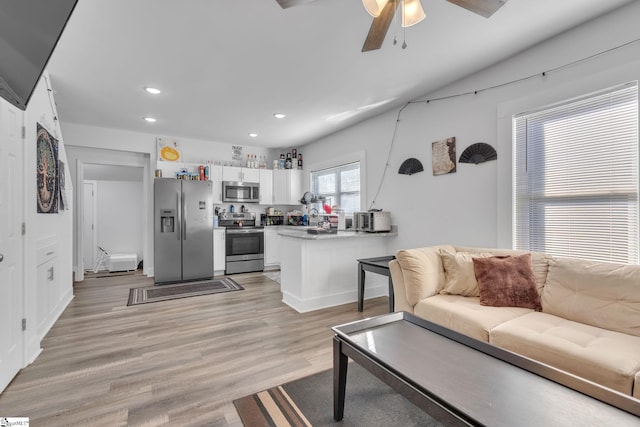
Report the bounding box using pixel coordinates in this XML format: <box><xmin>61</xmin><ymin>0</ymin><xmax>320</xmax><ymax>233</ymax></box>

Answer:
<box><xmin>0</xmin><ymin>0</ymin><xmax>78</xmax><ymax>110</ymax></box>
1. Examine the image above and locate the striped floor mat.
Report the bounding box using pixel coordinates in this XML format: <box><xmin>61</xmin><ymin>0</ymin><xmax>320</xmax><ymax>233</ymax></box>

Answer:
<box><xmin>127</xmin><ymin>277</ymin><xmax>243</xmax><ymax>305</ymax></box>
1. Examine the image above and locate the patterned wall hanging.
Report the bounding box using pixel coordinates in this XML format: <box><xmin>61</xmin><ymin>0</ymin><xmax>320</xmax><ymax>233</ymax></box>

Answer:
<box><xmin>398</xmin><ymin>158</ymin><xmax>424</xmax><ymax>175</ymax></box>
<box><xmin>432</xmin><ymin>137</ymin><xmax>456</xmax><ymax>176</ymax></box>
<box><xmin>36</xmin><ymin>123</ymin><xmax>59</xmax><ymax>214</ymax></box>
<box><xmin>459</xmin><ymin>143</ymin><xmax>497</xmax><ymax>165</ymax></box>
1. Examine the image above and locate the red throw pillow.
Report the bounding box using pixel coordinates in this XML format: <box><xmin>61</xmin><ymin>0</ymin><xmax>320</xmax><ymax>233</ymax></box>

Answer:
<box><xmin>473</xmin><ymin>254</ymin><xmax>542</xmax><ymax>311</ymax></box>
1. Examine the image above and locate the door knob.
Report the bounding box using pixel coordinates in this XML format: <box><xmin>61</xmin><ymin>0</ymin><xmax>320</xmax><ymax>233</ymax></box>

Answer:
<box><xmin>0</xmin><ymin>253</ymin><xmax>3</xmax><ymax>262</ymax></box>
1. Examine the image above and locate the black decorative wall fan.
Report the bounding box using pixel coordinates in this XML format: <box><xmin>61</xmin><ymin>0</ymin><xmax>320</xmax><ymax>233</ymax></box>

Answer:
<box><xmin>398</xmin><ymin>158</ymin><xmax>424</xmax><ymax>175</ymax></box>
<box><xmin>459</xmin><ymin>143</ymin><xmax>497</xmax><ymax>165</ymax></box>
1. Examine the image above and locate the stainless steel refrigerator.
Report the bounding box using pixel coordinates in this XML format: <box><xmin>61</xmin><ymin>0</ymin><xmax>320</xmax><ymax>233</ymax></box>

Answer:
<box><xmin>154</xmin><ymin>178</ymin><xmax>213</xmax><ymax>284</ymax></box>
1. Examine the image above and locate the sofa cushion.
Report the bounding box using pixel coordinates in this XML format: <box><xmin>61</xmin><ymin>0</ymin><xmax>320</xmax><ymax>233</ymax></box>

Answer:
<box><xmin>490</xmin><ymin>312</ymin><xmax>640</xmax><ymax>395</ymax></box>
<box><xmin>395</xmin><ymin>245</ymin><xmax>455</xmax><ymax>306</ymax></box>
<box><xmin>455</xmin><ymin>246</ymin><xmax>552</xmax><ymax>292</ymax></box>
<box><xmin>473</xmin><ymin>254</ymin><xmax>541</xmax><ymax>311</ymax></box>
<box><xmin>542</xmin><ymin>258</ymin><xmax>640</xmax><ymax>337</ymax></box>
<box><xmin>635</xmin><ymin>372</ymin><xmax>640</xmax><ymax>399</ymax></box>
<box><xmin>414</xmin><ymin>294</ymin><xmax>533</xmax><ymax>342</ymax></box>
<box><xmin>439</xmin><ymin>249</ymin><xmax>492</xmax><ymax>297</ymax></box>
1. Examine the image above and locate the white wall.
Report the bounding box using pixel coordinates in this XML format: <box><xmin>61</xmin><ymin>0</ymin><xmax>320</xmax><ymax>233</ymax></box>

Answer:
<box><xmin>95</xmin><ymin>180</ymin><xmax>144</xmax><ymax>262</ymax></box>
<box><xmin>302</xmin><ymin>1</ymin><xmax>640</xmax><ymax>253</ymax></box>
<box><xmin>23</xmin><ymin>72</ymin><xmax>74</xmax><ymax>362</ymax></box>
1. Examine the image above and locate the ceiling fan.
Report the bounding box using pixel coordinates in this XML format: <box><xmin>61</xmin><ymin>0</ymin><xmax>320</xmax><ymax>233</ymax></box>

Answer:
<box><xmin>275</xmin><ymin>0</ymin><xmax>508</xmax><ymax>52</ymax></box>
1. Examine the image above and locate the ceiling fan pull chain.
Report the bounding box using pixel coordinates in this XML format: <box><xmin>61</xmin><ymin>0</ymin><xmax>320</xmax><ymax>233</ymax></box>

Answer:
<box><xmin>393</xmin><ymin>0</ymin><xmax>399</xmax><ymax>45</ymax></box>
<box><xmin>402</xmin><ymin>20</ymin><xmax>407</xmax><ymax>49</ymax></box>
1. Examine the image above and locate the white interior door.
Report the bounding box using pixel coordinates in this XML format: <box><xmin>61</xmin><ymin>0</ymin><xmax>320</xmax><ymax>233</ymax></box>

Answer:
<box><xmin>82</xmin><ymin>181</ymin><xmax>97</xmax><ymax>271</ymax></box>
<box><xmin>0</xmin><ymin>100</ymin><xmax>24</xmax><ymax>392</ymax></box>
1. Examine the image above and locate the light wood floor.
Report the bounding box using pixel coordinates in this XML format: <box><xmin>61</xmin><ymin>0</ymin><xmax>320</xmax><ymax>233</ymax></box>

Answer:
<box><xmin>0</xmin><ymin>271</ymin><xmax>388</xmax><ymax>426</ymax></box>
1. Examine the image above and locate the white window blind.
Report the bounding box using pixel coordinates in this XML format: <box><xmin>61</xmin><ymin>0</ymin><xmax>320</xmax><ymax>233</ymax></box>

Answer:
<box><xmin>514</xmin><ymin>82</ymin><xmax>639</xmax><ymax>264</ymax></box>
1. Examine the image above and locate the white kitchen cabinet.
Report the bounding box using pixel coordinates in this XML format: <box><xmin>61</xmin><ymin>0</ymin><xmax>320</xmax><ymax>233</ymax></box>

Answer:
<box><xmin>259</xmin><ymin>169</ymin><xmax>273</xmax><ymax>205</ymax></box>
<box><xmin>213</xmin><ymin>228</ymin><xmax>226</xmax><ymax>274</ymax></box>
<box><xmin>264</xmin><ymin>227</ymin><xmax>282</xmax><ymax>267</ymax></box>
<box><xmin>273</xmin><ymin>169</ymin><xmax>303</xmax><ymax>205</ymax></box>
<box><xmin>36</xmin><ymin>239</ymin><xmax>59</xmax><ymax>340</ymax></box>
<box><xmin>210</xmin><ymin>165</ymin><xmax>223</xmax><ymax>203</ymax></box>
<box><xmin>222</xmin><ymin>166</ymin><xmax>259</xmax><ymax>183</ymax></box>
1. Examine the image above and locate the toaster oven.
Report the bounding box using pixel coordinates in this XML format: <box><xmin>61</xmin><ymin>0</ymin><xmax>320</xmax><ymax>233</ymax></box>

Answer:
<box><xmin>353</xmin><ymin>210</ymin><xmax>391</xmax><ymax>232</ymax></box>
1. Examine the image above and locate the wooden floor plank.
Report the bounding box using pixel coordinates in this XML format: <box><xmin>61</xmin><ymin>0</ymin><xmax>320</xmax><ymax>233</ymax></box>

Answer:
<box><xmin>0</xmin><ymin>271</ymin><xmax>388</xmax><ymax>426</ymax></box>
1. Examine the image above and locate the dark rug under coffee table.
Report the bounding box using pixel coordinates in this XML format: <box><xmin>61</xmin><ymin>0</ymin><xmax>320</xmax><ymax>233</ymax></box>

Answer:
<box><xmin>127</xmin><ymin>278</ymin><xmax>243</xmax><ymax>306</ymax></box>
<box><xmin>233</xmin><ymin>363</ymin><xmax>440</xmax><ymax>426</ymax></box>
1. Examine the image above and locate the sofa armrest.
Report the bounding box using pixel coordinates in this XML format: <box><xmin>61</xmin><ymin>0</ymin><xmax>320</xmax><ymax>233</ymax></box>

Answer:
<box><xmin>394</xmin><ymin>245</ymin><xmax>452</xmax><ymax>307</ymax></box>
<box><xmin>389</xmin><ymin>260</ymin><xmax>413</xmax><ymax>312</ymax></box>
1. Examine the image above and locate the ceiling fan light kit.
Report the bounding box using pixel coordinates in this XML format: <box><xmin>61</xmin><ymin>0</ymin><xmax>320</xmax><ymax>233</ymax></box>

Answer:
<box><xmin>362</xmin><ymin>0</ymin><xmax>425</xmax><ymax>27</ymax></box>
<box><xmin>362</xmin><ymin>0</ymin><xmax>388</xmax><ymax>17</ymax></box>
<box><xmin>401</xmin><ymin>0</ymin><xmax>426</xmax><ymax>27</ymax></box>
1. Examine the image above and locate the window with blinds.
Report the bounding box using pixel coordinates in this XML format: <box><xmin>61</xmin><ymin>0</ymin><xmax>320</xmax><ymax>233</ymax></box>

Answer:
<box><xmin>513</xmin><ymin>82</ymin><xmax>639</xmax><ymax>264</ymax></box>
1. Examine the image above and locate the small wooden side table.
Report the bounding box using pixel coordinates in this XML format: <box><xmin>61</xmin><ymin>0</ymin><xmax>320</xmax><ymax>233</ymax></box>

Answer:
<box><xmin>357</xmin><ymin>255</ymin><xmax>396</xmax><ymax>313</ymax></box>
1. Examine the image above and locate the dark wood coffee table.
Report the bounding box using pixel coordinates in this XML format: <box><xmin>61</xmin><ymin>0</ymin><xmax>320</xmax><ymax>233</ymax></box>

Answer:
<box><xmin>332</xmin><ymin>312</ymin><xmax>640</xmax><ymax>426</ymax></box>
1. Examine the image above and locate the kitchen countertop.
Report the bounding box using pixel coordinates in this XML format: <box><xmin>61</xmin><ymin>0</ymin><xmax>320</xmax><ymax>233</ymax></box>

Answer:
<box><xmin>278</xmin><ymin>226</ymin><xmax>397</xmax><ymax>240</ymax></box>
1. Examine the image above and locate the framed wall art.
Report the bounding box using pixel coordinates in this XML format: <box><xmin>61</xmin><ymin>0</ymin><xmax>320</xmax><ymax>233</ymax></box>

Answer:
<box><xmin>432</xmin><ymin>136</ymin><xmax>457</xmax><ymax>176</ymax></box>
<box><xmin>36</xmin><ymin>122</ymin><xmax>59</xmax><ymax>213</ymax></box>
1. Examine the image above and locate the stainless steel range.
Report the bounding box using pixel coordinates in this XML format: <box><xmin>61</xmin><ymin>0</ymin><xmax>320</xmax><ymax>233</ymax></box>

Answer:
<box><xmin>218</xmin><ymin>212</ymin><xmax>264</xmax><ymax>274</ymax></box>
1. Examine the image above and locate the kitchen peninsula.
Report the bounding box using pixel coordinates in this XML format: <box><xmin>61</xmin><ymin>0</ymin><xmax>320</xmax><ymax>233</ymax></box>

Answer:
<box><xmin>278</xmin><ymin>227</ymin><xmax>397</xmax><ymax>312</ymax></box>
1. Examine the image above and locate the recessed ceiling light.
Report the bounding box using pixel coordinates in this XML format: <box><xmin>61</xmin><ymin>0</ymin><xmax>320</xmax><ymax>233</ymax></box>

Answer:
<box><xmin>248</xmin><ymin>133</ymin><xmax>258</xmax><ymax>138</ymax></box>
<box><xmin>144</xmin><ymin>87</ymin><xmax>161</xmax><ymax>95</ymax></box>
<box><xmin>144</xmin><ymin>117</ymin><xmax>157</xmax><ymax>123</ymax></box>
<box><xmin>273</xmin><ymin>113</ymin><xmax>286</xmax><ymax>119</ymax></box>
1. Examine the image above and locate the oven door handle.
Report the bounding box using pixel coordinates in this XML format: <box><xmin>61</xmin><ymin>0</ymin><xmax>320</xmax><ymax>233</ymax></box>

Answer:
<box><xmin>226</xmin><ymin>229</ymin><xmax>264</xmax><ymax>234</ymax></box>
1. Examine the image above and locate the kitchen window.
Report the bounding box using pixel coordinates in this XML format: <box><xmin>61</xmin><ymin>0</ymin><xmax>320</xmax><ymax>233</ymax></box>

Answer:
<box><xmin>513</xmin><ymin>82</ymin><xmax>639</xmax><ymax>264</ymax></box>
<box><xmin>311</xmin><ymin>162</ymin><xmax>361</xmax><ymax>213</ymax></box>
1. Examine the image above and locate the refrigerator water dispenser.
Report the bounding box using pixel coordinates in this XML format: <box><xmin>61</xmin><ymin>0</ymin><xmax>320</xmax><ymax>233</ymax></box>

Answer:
<box><xmin>160</xmin><ymin>209</ymin><xmax>175</xmax><ymax>233</ymax></box>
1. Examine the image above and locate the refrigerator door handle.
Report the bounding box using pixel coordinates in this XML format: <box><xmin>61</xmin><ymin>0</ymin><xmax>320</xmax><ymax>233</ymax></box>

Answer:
<box><xmin>182</xmin><ymin>191</ymin><xmax>187</xmax><ymax>240</ymax></box>
<box><xmin>176</xmin><ymin>191</ymin><xmax>181</xmax><ymax>240</ymax></box>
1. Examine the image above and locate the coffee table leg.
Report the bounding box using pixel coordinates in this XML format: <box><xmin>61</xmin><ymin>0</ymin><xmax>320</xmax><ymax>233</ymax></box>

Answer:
<box><xmin>333</xmin><ymin>336</ymin><xmax>348</xmax><ymax>421</ymax></box>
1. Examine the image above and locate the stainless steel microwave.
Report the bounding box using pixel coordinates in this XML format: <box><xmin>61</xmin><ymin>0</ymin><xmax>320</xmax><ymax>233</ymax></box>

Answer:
<box><xmin>222</xmin><ymin>181</ymin><xmax>260</xmax><ymax>203</ymax></box>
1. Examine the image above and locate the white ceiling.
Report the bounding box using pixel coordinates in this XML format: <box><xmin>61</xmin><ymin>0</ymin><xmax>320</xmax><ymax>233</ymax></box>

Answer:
<box><xmin>46</xmin><ymin>0</ymin><xmax>635</xmax><ymax>149</ymax></box>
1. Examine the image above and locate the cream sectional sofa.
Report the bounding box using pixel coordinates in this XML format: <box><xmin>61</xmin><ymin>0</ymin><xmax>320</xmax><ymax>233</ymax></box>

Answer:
<box><xmin>388</xmin><ymin>245</ymin><xmax>640</xmax><ymax>398</ymax></box>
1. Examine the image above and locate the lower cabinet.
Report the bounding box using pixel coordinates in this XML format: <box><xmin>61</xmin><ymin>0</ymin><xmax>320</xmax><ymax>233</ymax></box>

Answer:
<box><xmin>36</xmin><ymin>239</ymin><xmax>59</xmax><ymax>341</ymax></box>
<box><xmin>264</xmin><ymin>228</ymin><xmax>282</xmax><ymax>267</ymax></box>
<box><xmin>213</xmin><ymin>228</ymin><xmax>226</xmax><ymax>274</ymax></box>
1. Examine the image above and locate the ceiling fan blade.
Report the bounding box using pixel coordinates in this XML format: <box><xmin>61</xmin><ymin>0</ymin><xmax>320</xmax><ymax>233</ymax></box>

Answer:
<box><xmin>446</xmin><ymin>0</ymin><xmax>508</xmax><ymax>18</ymax></box>
<box><xmin>362</xmin><ymin>0</ymin><xmax>400</xmax><ymax>52</ymax></box>
<box><xmin>275</xmin><ymin>0</ymin><xmax>318</xmax><ymax>9</ymax></box>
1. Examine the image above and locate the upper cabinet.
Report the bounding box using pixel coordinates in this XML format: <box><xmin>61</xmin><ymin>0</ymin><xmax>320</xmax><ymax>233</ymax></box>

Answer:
<box><xmin>222</xmin><ymin>166</ymin><xmax>259</xmax><ymax>183</ymax></box>
<box><xmin>273</xmin><ymin>169</ymin><xmax>303</xmax><ymax>205</ymax></box>
<box><xmin>259</xmin><ymin>169</ymin><xmax>273</xmax><ymax>205</ymax></box>
<box><xmin>210</xmin><ymin>165</ymin><xmax>222</xmax><ymax>203</ymax></box>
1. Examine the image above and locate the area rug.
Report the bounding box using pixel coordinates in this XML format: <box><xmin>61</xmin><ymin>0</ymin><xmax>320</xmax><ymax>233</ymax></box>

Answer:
<box><xmin>233</xmin><ymin>363</ymin><xmax>441</xmax><ymax>427</ymax></box>
<box><xmin>127</xmin><ymin>278</ymin><xmax>243</xmax><ymax>306</ymax></box>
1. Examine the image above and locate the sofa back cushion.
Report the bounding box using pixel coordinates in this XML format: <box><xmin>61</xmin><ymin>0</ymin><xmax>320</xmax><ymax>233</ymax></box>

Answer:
<box><xmin>395</xmin><ymin>245</ymin><xmax>455</xmax><ymax>306</ymax></box>
<box><xmin>542</xmin><ymin>258</ymin><xmax>640</xmax><ymax>337</ymax></box>
<box><xmin>439</xmin><ymin>249</ymin><xmax>493</xmax><ymax>297</ymax></box>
